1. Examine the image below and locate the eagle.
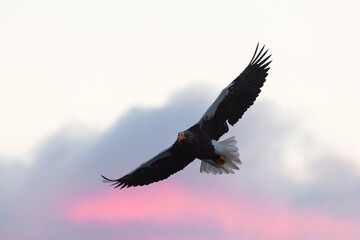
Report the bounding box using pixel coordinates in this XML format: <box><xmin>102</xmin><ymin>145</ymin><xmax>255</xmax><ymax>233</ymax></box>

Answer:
<box><xmin>102</xmin><ymin>43</ymin><xmax>271</xmax><ymax>189</ymax></box>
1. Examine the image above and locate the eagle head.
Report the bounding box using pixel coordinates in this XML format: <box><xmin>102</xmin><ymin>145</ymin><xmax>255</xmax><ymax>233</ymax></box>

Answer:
<box><xmin>177</xmin><ymin>132</ymin><xmax>186</xmax><ymax>143</ymax></box>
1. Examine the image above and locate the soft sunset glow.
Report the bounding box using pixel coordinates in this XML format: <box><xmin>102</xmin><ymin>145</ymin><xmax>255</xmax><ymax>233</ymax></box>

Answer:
<box><xmin>61</xmin><ymin>182</ymin><xmax>360</xmax><ymax>240</ymax></box>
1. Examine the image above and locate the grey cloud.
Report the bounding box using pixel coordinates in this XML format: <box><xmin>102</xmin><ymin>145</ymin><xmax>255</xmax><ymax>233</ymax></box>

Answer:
<box><xmin>1</xmin><ymin>83</ymin><xmax>360</xmax><ymax>239</ymax></box>
<box><xmin>291</xmin><ymin>154</ymin><xmax>360</xmax><ymax>219</ymax></box>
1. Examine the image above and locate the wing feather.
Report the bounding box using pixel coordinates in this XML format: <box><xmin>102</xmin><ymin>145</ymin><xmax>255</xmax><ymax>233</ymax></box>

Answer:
<box><xmin>102</xmin><ymin>146</ymin><xmax>195</xmax><ymax>189</ymax></box>
<box><xmin>199</xmin><ymin>43</ymin><xmax>271</xmax><ymax>140</ymax></box>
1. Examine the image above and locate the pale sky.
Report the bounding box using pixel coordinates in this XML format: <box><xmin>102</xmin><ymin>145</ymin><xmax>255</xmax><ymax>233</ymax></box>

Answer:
<box><xmin>2</xmin><ymin>2</ymin><xmax>360</xmax><ymax>239</ymax></box>
<box><xmin>1</xmin><ymin>0</ymin><xmax>359</xmax><ymax>164</ymax></box>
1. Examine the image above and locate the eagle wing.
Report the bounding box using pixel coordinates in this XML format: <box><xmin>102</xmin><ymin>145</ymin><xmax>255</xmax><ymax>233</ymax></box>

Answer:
<box><xmin>102</xmin><ymin>146</ymin><xmax>195</xmax><ymax>188</ymax></box>
<box><xmin>198</xmin><ymin>44</ymin><xmax>271</xmax><ymax>140</ymax></box>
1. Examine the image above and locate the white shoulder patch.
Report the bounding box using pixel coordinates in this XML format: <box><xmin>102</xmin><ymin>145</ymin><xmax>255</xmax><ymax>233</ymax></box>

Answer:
<box><xmin>200</xmin><ymin>84</ymin><xmax>232</xmax><ymax>121</ymax></box>
<box><xmin>141</xmin><ymin>148</ymin><xmax>172</xmax><ymax>168</ymax></box>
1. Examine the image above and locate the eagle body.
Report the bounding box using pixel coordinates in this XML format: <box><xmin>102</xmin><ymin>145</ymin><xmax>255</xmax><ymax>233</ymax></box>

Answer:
<box><xmin>102</xmin><ymin>44</ymin><xmax>271</xmax><ymax>189</ymax></box>
<box><xmin>179</xmin><ymin>125</ymin><xmax>218</xmax><ymax>160</ymax></box>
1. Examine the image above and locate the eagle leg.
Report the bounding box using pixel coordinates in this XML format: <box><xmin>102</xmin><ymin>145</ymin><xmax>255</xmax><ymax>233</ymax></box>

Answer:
<box><xmin>215</xmin><ymin>155</ymin><xmax>226</xmax><ymax>165</ymax></box>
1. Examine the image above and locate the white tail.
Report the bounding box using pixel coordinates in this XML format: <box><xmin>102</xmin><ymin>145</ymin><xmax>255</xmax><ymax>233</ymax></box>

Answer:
<box><xmin>200</xmin><ymin>136</ymin><xmax>241</xmax><ymax>175</ymax></box>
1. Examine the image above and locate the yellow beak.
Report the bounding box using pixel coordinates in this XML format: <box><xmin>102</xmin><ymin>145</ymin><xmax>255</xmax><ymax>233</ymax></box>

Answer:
<box><xmin>178</xmin><ymin>133</ymin><xmax>185</xmax><ymax>143</ymax></box>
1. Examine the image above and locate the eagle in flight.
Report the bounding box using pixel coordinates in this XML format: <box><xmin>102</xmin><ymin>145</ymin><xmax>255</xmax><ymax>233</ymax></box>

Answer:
<box><xmin>102</xmin><ymin>43</ymin><xmax>271</xmax><ymax>189</ymax></box>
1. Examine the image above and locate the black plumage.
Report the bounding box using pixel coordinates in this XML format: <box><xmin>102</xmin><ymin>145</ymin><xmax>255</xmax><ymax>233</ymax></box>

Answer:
<box><xmin>102</xmin><ymin>43</ymin><xmax>271</xmax><ymax>189</ymax></box>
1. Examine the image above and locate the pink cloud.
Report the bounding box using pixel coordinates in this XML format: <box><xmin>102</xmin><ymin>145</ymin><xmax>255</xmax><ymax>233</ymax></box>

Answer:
<box><xmin>59</xmin><ymin>182</ymin><xmax>360</xmax><ymax>240</ymax></box>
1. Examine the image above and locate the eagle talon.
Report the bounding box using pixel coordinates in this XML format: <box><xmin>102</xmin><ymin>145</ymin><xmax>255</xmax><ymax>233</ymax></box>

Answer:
<box><xmin>216</xmin><ymin>155</ymin><xmax>226</xmax><ymax>165</ymax></box>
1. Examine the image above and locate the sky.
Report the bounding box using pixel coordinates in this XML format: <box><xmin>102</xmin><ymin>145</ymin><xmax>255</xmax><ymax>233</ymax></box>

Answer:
<box><xmin>1</xmin><ymin>0</ymin><xmax>360</xmax><ymax>239</ymax></box>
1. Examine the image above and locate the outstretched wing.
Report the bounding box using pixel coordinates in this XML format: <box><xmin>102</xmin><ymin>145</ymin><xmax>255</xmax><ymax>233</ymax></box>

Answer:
<box><xmin>102</xmin><ymin>146</ymin><xmax>195</xmax><ymax>189</ymax></box>
<box><xmin>198</xmin><ymin>43</ymin><xmax>271</xmax><ymax>140</ymax></box>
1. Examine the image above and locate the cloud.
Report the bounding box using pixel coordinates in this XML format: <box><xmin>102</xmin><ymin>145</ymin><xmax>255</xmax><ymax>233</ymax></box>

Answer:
<box><xmin>59</xmin><ymin>182</ymin><xmax>360</xmax><ymax>240</ymax></box>
<box><xmin>290</xmin><ymin>154</ymin><xmax>360</xmax><ymax>219</ymax></box>
<box><xmin>1</xmin><ymin>84</ymin><xmax>360</xmax><ymax>239</ymax></box>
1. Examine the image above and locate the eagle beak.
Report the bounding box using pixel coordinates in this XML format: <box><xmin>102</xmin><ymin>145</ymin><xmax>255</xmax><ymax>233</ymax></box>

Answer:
<box><xmin>178</xmin><ymin>133</ymin><xmax>185</xmax><ymax>143</ymax></box>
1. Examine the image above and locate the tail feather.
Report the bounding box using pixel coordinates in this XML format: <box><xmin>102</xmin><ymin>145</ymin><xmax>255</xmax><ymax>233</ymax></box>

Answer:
<box><xmin>200</xmin><ymin>136</ymin><xmax>241</xmax><ymax>175</ymax></box>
